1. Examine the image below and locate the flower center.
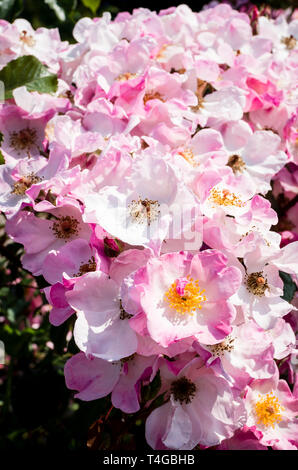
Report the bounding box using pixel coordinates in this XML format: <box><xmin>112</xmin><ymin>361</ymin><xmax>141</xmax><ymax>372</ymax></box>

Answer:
<box><xmin>170</xmin><ymin>376</ymin><xmax>197</xmax><ymax>404</ymax></box>
<box><xmin>120</xmin><ymin>353</ymin><xmax>136</xmax><ymax>365</ymax></box>
<box><xmin>156</xmin><ymin>43</ymin><xmax>169</xmax><ymax>60</ymax></box>
<box><xmin>128</xmin><ymin>197</ymin><xmax>160</xmax><ymax>225</ymax></box>
<box><xmin>9</xmin><ymin>128</ymin><xmax>37</xmax><ymax>154</ymax></box>
<box><xmin>51</xmin><ymin>216</ymin><xmax>79</xmax><ymax>240</ymax></box>
<box><xmin>209</xmin><ymin>188</ymin><xmax>245</xmax><ymax>208</ymax></box>
<box><xmin>115</xmin><ymin>72</ymin><xmax>138</xmax><ymax>82</ymax></box>
<box><xmin>119</xmin><ymin>300</ymin><xmax>133</xmax><ymax>320</ymax></box>
<box><xmin>227</xmin><ymin>155</ymin><xmax>246</xmax><ymax>174</ymax></box>
<box><xmin>255</xmin><ymin>392</ymin><xmax>284</xmax><ymax>428</ymax></box>
<box><xmin>192</xmin><ymin>79</ymin><xmax>216</xmax><ymax>111</ymax></box>
<box><xmin>74</xmin><ymin>256</ymin><xmax>96</xmax><ymax>277</ymax></box>
<box><xmin>209</xmin><ymin>336</ymin><xmax>235</xmax><ymax>357</ymax></box>
<box><xmin>178</xmin><ymin>148</ymin><xmax>197</xmax><ymax>166</ymax></box>
<box><xmin>246</xmin><ymin>272</ymin><xmax>269</xmax><ymax>296</ymax></box>
<box><xmin>143</xmin><ymin>91</ymin><xmax>165</xmax><ymax>105</ymax></box>
<box><xmin>11</xmin><ymin>173</ymin><xmax>42</xmax><ymax>195</ymax></box>
<box><xmin>170</xmin><ymin>68</ymin><xmax>186</xmax><ymax>74</ymax></box>
<box><xmin>165</xmin><ymin>276</ymin><xmax>207</xmax><ymax>315</ymax></box>
<box><xmin>281</xmin><ymin>35</ymin><xmax>297</xmax><ymax>50</ymax></box>
<box><xmin>19</xmin><ymin>30</ymin><xmax>36</xmax><ymax>47</ymax></box>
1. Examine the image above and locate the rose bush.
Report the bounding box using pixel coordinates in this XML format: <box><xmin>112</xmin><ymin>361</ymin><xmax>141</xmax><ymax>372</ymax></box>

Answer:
<box><xmin>0</xmin><ymin>1</ymin><xmax>298</xmax><ymax>450</ymax></box>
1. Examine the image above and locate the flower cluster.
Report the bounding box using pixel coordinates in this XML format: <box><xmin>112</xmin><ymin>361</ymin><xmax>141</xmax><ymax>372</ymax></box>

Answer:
<box><xmin>1</xmin><ymin>3</ymin><xmax>298</xmax><ymax>450</ymax></box>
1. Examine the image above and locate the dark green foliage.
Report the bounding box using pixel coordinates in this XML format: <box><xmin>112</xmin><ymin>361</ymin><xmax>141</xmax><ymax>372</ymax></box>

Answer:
<box><xmin>279</xmin><ymin>270</ymin><xmax>297</xmax><ymax>303</ymax></box>
<box><xmin>0</xmin><ymin>56</ymin><xmax>58</xmax><ymax>99</ymax></box>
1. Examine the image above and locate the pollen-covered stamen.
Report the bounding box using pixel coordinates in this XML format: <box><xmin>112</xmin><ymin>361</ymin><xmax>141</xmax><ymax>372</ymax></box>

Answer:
<box><xmin>255</xmin><ymin>392</ymin><xmax>284</xmax><ymax>428</ymax></box>
<box><xmin>52</xmin><ymin>215</ymin><xmax>79</xmax><ymax>240</ymax></box>
<box><xmin>19</xmin><ymin>30</ymin><xmax>36</xmax><ymax>47</ymax></box>
<box><xmin>128</xmin><ymin>197</ymin><xmax>160</xmax><ymax>225</ymax></box>
<box><xmin>120</xmin><ymin>353</ymin><xmax>136</xmax><ymax>365</ymax></box>
<box><xmin>192</xmin><ymin>79</ymin><xmax>216</xmax><ymax>111</ymax></box>
<box><xmin>165</xmin><ymin>275</ymin><xmax>207</xmax><ymax>315</ymax></box>
<box><xmin>170</xmin><ymin>68</ymin><xmax>186</xmax><ymax>74</ymax></box>
<box><xmin>115</xmin><ymin>72</ymin><xmax>138</xmax><ymax>82</ymax></box>
<box><xmin>156</xmin><ymin>43</ymin><xmax>169</xmax><ymax>60</ymax></box>
<box><xmin>263</xmin><ymin>126</ymin><xmax>279</xmax><ymax>135</ymax></box>
<box><xmin>74</xmin><ymin>256</ymin><xmax>97</xmax><ymax>277</ymax></box>
<box><xmin>209</xmin><ymin>336</ymin><xmax>235</xmax><ymax>357</ymax></box>
<box><xmin>246</xmin><ymin>272</ymin><xmax>269</xmax><ymax>296</ymax></box>
<box><xmin>227</xmin><ymin>155</ymin><xmax>246</xmax><ymax>174</ymax></box>
<box><xmin>170</xmin><ymin>376</ymin><xmax>197</xmax><ymax>404</ymax></box>
<box><xmin>9</xmin><ymin>128</ymin><xmax>37</xmax><ymax>154</ymax></box>
<box><xmin>178</xmin><ymin>148</ymin><xmax>197</xmax><ymax>166</ymax></box>
<box><xmin>11</xmin><ymin>173</ymin><xmax>42</xmax><ymax>195</ymax></box>
<box><xmin>209</xmin><ymin>188</ymin><xmax>245</xmax><ymax>208</ymax></box>
<box><xmin>143</xmin><ymin>91</ymin><xmax>165</xmax><ymax>105</ymax></box>
<box><xmin>281</xmin><ymin>35</ymin><xmax>297</xmax><ymax>50</ymax></box>
<box><xmin>119</xmin><ymin>300</ymin><xmax>133</xmax><ymax>320</ymax></box>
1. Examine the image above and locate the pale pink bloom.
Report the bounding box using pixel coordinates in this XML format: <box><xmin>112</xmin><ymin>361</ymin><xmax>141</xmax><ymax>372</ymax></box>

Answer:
<box><xmin>72</xmin><ymin>13</ymin><xmax>120</xmax><ymax>53</ymax></box>
<box><xmin>8</xmin><ymin>19</ymin><xmax>67</xmax><ymax>72</ymax></box>
<box><xmin>123</xmin><ymin>250</ymin><xmax>241</xmax><ymax>347</ymax></box>
<box><xmin>44</xmin><ymin>283</ymin><xmax>74</xmax><ymax>326</ymax></box>
<box><xmin>202</xmin><ymin>198</ymin><xmax>279</xmax><ymax>258</ymax></box>
<box><xmin>250</xmin><ymin>105</ymin><xmax>290</xmax><ymax>141</ymax></box>
<box><xmin>0</xmin><ymin>148</ymin><xmax>74</xmax><ymax>218</ymax></box>
<box><xmin>258</xmin><ymin>15</ymin><xmax>298</xmax><ymax>60</ymax></box>
<box><xmin>273</xmin><ymin>163</ymin><xmax>298</xmax><ymax>201</ymax></box>
<box><xmin>0</xmin><ymin>157</ymin><xmax>48</xmax><ymax>218</ymax></box>
<box><xmin>216</xmin><ymin>427</ymin><xmax>268</xmax><ymax>450</ymax></box>
<box><xmin>65</xmin><ymin>351</ymin><xmax>159</xmax><ymax>413</ymax></box>
<box><xmin>82</xmin><ymin>98</ymin><xmax>137</xmax><ymax>137</ymax></box>
<box><xmin>42</xmin><ymin>238</ymin><xmax>105</xmax><ymax>285</ymax></box>
<box><xmin>66</xmin><ymin>271</ymin><xmax>138</xmax><ymax>361</ymax></box>
<box><xmin>219</xmin><ymin>122</ymin><xmax>288</xmax><ymax>194</ymax></box>
<box><xmin>0</xmin><ymin>105</ymin><xmax>51</xmax><ymax>165</ymax></box>
<box><xmin>69</xmin><ymin>143</ymin><xmax>132</xmax><ymax>203</ymax></box>
<box><xmin>171</xmin><ymin>128</ymin><xmax>228</xmax><ymax>181</ymax></box>
<box><xmin>193</xmin><ymin>86</ymin><xmax>246</xmax><ymax>128</ymax></box>
<box><xmin>195</xmin><ymin>166</ymin><xmax>255</xmax><ymax>219</ymax></box>
<box><xmin>5</xmin><ymin>199</ymin><xmax>92</xmax><ymax>276</ymax></box>
<box><xmin>268</xmin><ymin>318</ymin><xmax>297</xmax><ymax>361</ymax></box>
<box><xmin>271</xmin><ymin>240</ymin><xmax>298</xmax><ymax>276</ymax></box>
<box><xmin>194</xmin><ymin>320</ymin><xmax>277</xmax><ymax>389</ymax></box>
<box><xmin>145</xmin><ymin>358</ymin><xmax>246</xmax><ymax>450</ymax></box>
<box><xmin>83</xmin><ymin>152</ymin><xmax>199</xmax><ymax>248</ymax></box>
<box><xmin>48</xmin><ymin>114</ymin><xmax>105</xmax><ymax>158</ymax></box>
<box><xmin>244</xmin><ymin>377</ymin><xmax>298</xmax><ymax>450</ymax></box>
<box><xmin>64</xmin><ymin>352</ymin><xmax>122</xmax><ymax>401</ymax></box>
<box><xmin>231</xmin><ymin>243</ymin><xmax>295</xmax><ymax>329</ymax></box>
<box><xmin>12</xmin><ymin>86</ymin><xmax>69</xmax><ymax>117</ymax></box>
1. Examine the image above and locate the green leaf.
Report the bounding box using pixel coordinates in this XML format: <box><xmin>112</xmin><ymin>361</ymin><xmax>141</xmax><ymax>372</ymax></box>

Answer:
<box><xmin>0</xmin><ymin>150</ymin><xmax>5</xmax><ymax>165</ymax></box>
<box><xmin>279</xmin><ymin>271</ymin><xmax>297</xmax><ymax>303</ymax></box>
<box><xmin>44</xmin><ymin>0</ymin><xmax>66</xmax><ymax>21</ymax></box>
<box><xmin>81</xmin><ymin>0</ymin><xmax>100</xmax><ymax>15</ymax></box>
<box><xmin>0</xmin><ymin>55</ymin><xmax>58</xmax><ymax>100</ymax></box>
<box><xmin>0</xmin><ymin>0</ymin><xmax>15</xmax><ymax>18</ymax></box>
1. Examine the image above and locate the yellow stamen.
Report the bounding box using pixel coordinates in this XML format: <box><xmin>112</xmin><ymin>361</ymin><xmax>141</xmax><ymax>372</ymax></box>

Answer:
<box><xmin>178</xmin><ymin>148</ymin><xmax>197</xmax><ymax>166</ymax></box>
<box><xmin>19</xmin><ymin>30</ymin><xmax>36</xmax><ymax>47</ymax></box>
<box><xmin>115</xmin><ymin>73</ymin><xmax>138</xmax><ymax>82</ymax></box>
<box><xmin>209</xmin><ymin>188</ymin><xmax>245</xmax><ymax>208</ymax></box>
<box><xmin>255</xmin><ymin>392</ymin><xmax>284</xmax><ymax>428</ymax></box>
<box><xmin>164</xmin><ymin>276</ymin><xmax>207</xmax><ymax>315</ymax></box>
<box><xmin>156</xmin><ymin>44</ymin><xmax>169</xmax><ymax>60</ymax></box>
<box><xmin>143</xmin><ymin>91</ymin><xmax>165</xmax><ymax>105</ymax></box>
